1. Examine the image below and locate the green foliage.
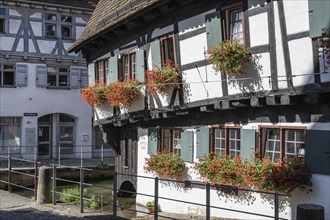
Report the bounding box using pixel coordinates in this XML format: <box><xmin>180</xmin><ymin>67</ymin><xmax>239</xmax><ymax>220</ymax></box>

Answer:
<box><xmin>207</xmin><ymin>40</ymin><xmax>251</xmax><ymax>74</ymax></box>
<box><xmin>144</xmin><ymin>152</ymin><xmax>186</xmax><ymax>179</ymax></box>
<box><xmin>59</xmin><ymin>187</ymin><xmax>100</xmax><ymax>209</ymax></box>
<box><xmin>146</xmin><ymin>200</ymin><xmax>154</xmax><ymax>207</ymax></box>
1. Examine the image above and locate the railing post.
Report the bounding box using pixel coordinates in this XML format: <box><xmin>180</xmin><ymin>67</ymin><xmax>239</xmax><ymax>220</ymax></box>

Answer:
<box><xmin>58</xmin><ymin>145</ymin><xmax>61</xmax><ymax>167</ymax></box>
<box><xmin>113</xmin><ymin>172</ymin><xmax>118</xmax><ymax>217</ymax></box>
<box><xmin>34</xmin><ymin>161</ymin><xmax>38</xmax><ymax>201</ymax></box>
<box><xmin>154</xmin><ymin>177</ymin><xmax>159</xmax><ymax>220</ymax></box>
<box><xmin>8</xmin><ymin>156</ymin><xmax>12</xmax><ymax>193</ymax></box>
<box><xmin>80</xmin><ymin>166</ymin><xmax>84</xmax><ymax>213</ymax></box>
<box><xmin>52</xmin><ymin>164</ymin><xmax>56</xmax><ymax>205</ymax></box>
<box><xmin>274</xmin><ymin>192</ymin><xmax>279</xmax><ymax>220</ymax></box>
<box><xmin>206</xmin><ymin>183</ymin><xmax>210</xmax><ymax>220</ymax></box>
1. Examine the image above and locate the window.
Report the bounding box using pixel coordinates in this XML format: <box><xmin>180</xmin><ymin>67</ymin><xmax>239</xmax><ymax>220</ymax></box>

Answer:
<box><xmin>59</xmin><ymin>114</ymin><xmax>75</xmax><ymax>154</ymax></box>
<box><xmin>120</xmin><ymin>53</ymin><xmax>136</xmax><ymax>81</ymax></box>
<box><xmin>0</xmin><ymin>7</ymin><xmax>6</xmax><ymax>33</ymax></box>
<box><xmin>223</xmin><ymin>5</ymin><xmax>244</xmax><ymax>44</ymax></box>
<box><xmin>159</xmin><ymin>128</ymin><xmax>181</xmax><ymax>156</ymax></box>
<box><xmin>0</xmin><ymin>63</ymin><xmax>15</xmax><ymax>86</ymax></box>
<box><xmin>44</xmin><ymin>13</ymin><xmax>73</xmax><ymax>39</ymax></box>
<box><xmin>260</xmin><ymin>127</ymin><xmax>306</xmax><ymax>162</ymax></box>
<box><xmin>47</xmin><ymin>67</ymin><xmax>69</xmax><ymax>87</ymax></box>
<box><xmin>0</xmin><ymin>117</ymin><xmax>21</xmax><ymax>151</ymax></box>
<box><xmin>95</xmin><ymin>60</ymin><xmax>108</xmax><ymax>83</ymax></box>
<box><xmin>161</xmin><ymin>36</ymin><xmax>176</xmax><ymax>65</ymax></box>
<box><xmin>212</xmin><ymin>127</ymin><xmax>241</xmax><ymax>158</ymax></box>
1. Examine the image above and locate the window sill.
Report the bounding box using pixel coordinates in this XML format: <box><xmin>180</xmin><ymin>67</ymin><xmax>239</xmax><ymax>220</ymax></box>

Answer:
<box><xmin>0</xmin><ymin>85</ymin><xmax>16</xmax><ymax>88</ymax></box>
<box><xmin>124</xmin><ymin>166</ymin><xmax>129</xmax><ymax>169</ymax></box>
<box><xmin>46</xmin><ymin>86</ymin><xmax>71</xmax><ymax>90</ymax></box>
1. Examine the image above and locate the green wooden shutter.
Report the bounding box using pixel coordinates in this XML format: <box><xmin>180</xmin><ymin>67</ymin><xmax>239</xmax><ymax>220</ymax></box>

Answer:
<box><xmin>150</xmin><ymin>40</ymin><xmax>162</xmax><ymax>69</ymax></box>
<box><xmin>36</xmin><ymin>64</ymin><xmax>47</xmax><ymax>88</ymax></box>
<box><xmin>69</xmin><ymin>67</ymin><xmax>80</xmax><ymax>89</ymax></box>
<box><xmin>80</xmin><ymin>68</ymin><xmax>88</xmax><ymax>88</ymax></box>
<box><xmin>305</xmin><ymin>130</ymin><xmax>330</xmax><ymax>175</ymax></box>
<box><xmin>88</xmin><ymin>63</ymin><xmax>95</xmax><ymax>85</ymax></box>
<box><xmin>136</xmin><ymin>49</ymin><xmax>145</xmax><ymax>82</ymax></box>
<box><xmin>308</xmin><ymin>0</ymin><xmax>330</xmax><ymax>38</ymax></box>
<box><xmin>196</xmin><ymin>127</ymin><xmax>210</xmax><ymax>159</ymax></box>
<box><xmin>181</xmin><ymin>130</ymin><xmax>194</xmax><ymax>163</ymax></box>
<box><xmin>109</xmin><ymin>56</ymin><xmax>118</xmax><ymax>83</ymax></box>
<box><xmin>148</xmin><ymin>128</ymin><xmax>158</xmax><ymax>155</ymax></box>
<box><xmin>205</xmin><ymin>11</ymin><xmax>223</xmax><ymax>49</ymax></box>
<box><xmin>15</xmin><ymin>64</ymin><xmax>28</xmax><ymax>87</ymax></box>
<box><xmin>240</xmin><ymin>129</ymin><xmax>257</xmax><ymax>161</ymax></box>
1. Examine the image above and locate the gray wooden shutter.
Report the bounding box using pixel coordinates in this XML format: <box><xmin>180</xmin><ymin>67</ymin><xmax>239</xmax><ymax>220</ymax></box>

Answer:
<box><xmin>148</xmin><ymin>128</ymin><xmax>158</xmax><ymax>155</ymax></box>
<box><xmin>240</xmin><ymin>129</ymin><xmax>257</xmax><ymax>161</ymax></box>
<box><xmin>15</xmin><ymin>64</ymin><xmax>28</xmax><ymax>87</ymax></box>
<box><xmin>80</xmin><ymin>68</ymin><xmax>88</xmax><ymax>88</ymax></box>
<box><xmin>36</xmin><ymin>65</ymin><xmax>47</xmax><ymax>88</ymax></box>
<box><xmin>305</xmin><ymin>130</ymin><xmax>330</xmax><ymax>175</ymax></box>
<box><xmin>150</xmin><ymin>39</ymin><xmax>162</xmax><ymax>69</ymax></box>
<box><xmin>109</xmin><ymin>56</ymin><xmax>118</xmax><ymax>83</ymax></box>
<box><xmin>205</xmin><ymin>10</ymin><xmax>223</xmax><ymax>49</ymax></box>
<box><xmin>308</xmin><ymin>0</ymin><xmax>330</xmax><ymax>38</ymax></box>
<box><xmin>196</xmin><ymin>127</ymin><xmax>210</xmax><ymax>159</ymax></box>
<box><xmin>88</xmin><ymin>63</ymin><xmax>95</xmax><ymax>85</ymax></box>
<box><xmin>69</xmin><ymin>67</ymin><xmax>80</xmax><ymax>89</ymax></box>
<box><xmin>136</xmin><ymin>49</ymin><xmax>145</xmax><ymax>81</ymax></box>
<box><xmin>181</xmin><ymin>130</ymin><xmax>194</xmax><ymax>163</ymax></box>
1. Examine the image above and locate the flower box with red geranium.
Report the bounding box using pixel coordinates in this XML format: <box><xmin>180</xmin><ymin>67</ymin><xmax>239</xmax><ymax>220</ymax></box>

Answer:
<box><xmin>207</xmin><ymin>40</ymin><xmax>251</xmax><ymax>75</ymax></box>
<box><xmin>145</xmin><ymin>61</ymin><xmax>179</xmax><ymax>95</ymax></box>
<box><xmin>80</xmin><ymin>82</ymin><xmax>107</xmax><ymax>106</ymax></box>
<box><xmin>144</xmin><ymin>152</ymin><xmax>186</xmax><ymax>179</ymax></box>
<box><xmin>106</xmin><ymin>79</ymin><xmax>141</xmax><ymax>107</ymax></box>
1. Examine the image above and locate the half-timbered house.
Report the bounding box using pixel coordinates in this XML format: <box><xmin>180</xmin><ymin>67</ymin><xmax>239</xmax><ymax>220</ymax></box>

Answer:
<box><xmin>0</xmin><ymin>0</ymin><xmax>104</xmax><ymax>160</ymax></box>
<box><xmin>69</xmin><ymin>0</ymin><xmax>330</xmax><ymax>218</ymax></box>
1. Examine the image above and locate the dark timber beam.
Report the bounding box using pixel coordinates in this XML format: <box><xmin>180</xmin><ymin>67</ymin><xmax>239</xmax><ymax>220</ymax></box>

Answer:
<box><xmin>200</xmin><ymin>105</ymin><xmax>214</xmax><ymax>112</ymax></box>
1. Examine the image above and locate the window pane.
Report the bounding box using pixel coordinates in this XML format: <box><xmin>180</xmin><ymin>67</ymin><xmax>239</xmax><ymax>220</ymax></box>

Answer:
<box><xmin>59</xmin><ymin>75</ymin><xmax>68</xmax><ymax>86</ymax></box>
<box><xmin>131</xmin><ymin>53</ymin><xmax>136</xmax><ymax>80</ymax></box>
<box><xmin>3</xmin><ymin>71</ymin><xmax>14</xmax><ymax>85</ymax></box>
<box><xmin>61</xmin><ymin>15</ymin><xmax>72</xmax><ymax>23</ymax></box>
<box><xmin>60</xmin><ymin>126</ymin><xmax>73</xmax><ymax>141</ymax></box>
<box><xmin>229</xmin><ymin>8</ymin><xmax>243</xmax><ymax>44</ymax></box>
<box><xmin>0</xmin><ymin>18</ymin><xmax>4</xmax><ymax>33</ymax></box>
<box><xmin>45</xmin><ymin>24</ymin><xmax>56</xmax><ymax>37</ymax></box>
<box><xmin>60</xmin><ymin>114</ymin><xmax>74</xmax><ymax>122</ymax></box>
<box><xmin>61</xmin><ymin>25</ymin><xmax>72</xmax><ymax>39</ymax></box>
<box><xmin>0</xmin><ymin>8</ymin><xmax>5</xmax><ymax>15</ymax></box>
<box><xmin>162</xmin><ymin>129</ymin><xmax>170</xmax><ymax>152</ymax></box>
<box><xmin>45</xmin><ymin>13</ymin><xmax>57</xmax><ymax>21</ymax></box>
<box><xmin>123</xmin><ymin>56</ymin><xmax>129</xmax><ymax>80</ymax></box>
<box><xmin>48</xmin><ymin>74</ymin><xmax>56</xmax><ymax>86</ymax></box>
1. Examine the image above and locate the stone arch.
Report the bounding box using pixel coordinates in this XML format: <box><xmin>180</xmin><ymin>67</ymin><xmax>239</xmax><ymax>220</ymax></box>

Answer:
<box><xmin>118</xmin><ymin>180</ymin><xmax>136</xmax><ymax>197</ymax></box>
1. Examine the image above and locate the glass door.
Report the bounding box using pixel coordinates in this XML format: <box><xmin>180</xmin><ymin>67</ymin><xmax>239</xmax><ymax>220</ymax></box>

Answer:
<box><xmin>38</xmin><ymin>125</ymin><xmax>51</xmax><ymax>158</ymax></box>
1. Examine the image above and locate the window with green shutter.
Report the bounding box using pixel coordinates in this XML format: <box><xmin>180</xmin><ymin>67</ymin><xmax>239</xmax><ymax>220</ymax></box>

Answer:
<box><xmin>205</xmin><ymin>10</ymin><xmax>223</xmax><ymax>49</ymax></box>
<box><xmin>136</xmin><ymin>49</ymin><xmax>145</xmax><ymax>82</ymax></box>
<box><xmin>181</xmin><ymin>130</ymin><xmax>194</xmax><ymax>163</ymax></box>
<box><xmin>196</xmin><ymin>127</ymin><xmax>210</xmax><ymax>159</ymax></box>
<box><xmin>88</xmin><ymin>63</ymin><xmax>95</xmax><ymax>85</ymax></box>
<box><xmin>109</xmin><ymin>56</ymin><xmax>118</xmax><ymax>83</ymax></box>
<box><xmin>308</xmin><ymin>0</ymin><xmax>330</xmax><ymax>38</ymax></box>
<box><xmin>150</xmin><ymin>39</ymin><xmax>162</xmax><ymax>69</ymax></box>
<box><xmin>148</xmin><ymin>128</ymin><xmax>158</xmax><ymax>155</ymax></box>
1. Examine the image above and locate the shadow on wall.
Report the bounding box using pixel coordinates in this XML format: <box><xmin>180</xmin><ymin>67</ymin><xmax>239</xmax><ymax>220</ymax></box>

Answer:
<box><xmin>227</xmin><ymin>54</ymin><xmax>264</xmax><ymax>94</ymax></box>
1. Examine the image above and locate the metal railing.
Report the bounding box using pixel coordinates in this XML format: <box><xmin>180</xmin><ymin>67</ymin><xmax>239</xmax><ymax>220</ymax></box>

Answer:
<box><xmin>0</xmin><ymin>155</ymin><xmax>39</xmax><ymax>200</ymax></box>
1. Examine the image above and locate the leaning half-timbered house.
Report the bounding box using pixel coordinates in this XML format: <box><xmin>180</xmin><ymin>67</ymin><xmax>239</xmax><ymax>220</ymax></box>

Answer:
<box><xmin>69</xmin><ymin>0</ymin><xmax>330</xmax><ymax>219</ymax></box>
<box><xmin>0</xmin><ymin>0</ymin><xmax>103</xmax><ymax>160</ymax></box>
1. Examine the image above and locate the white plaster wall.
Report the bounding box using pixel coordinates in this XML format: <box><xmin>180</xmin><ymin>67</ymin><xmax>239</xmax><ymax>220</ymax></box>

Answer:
<box><xmin>30</xmin><ymin>21</ymin><xmax>42</xmax><ymax>37</ymax></box>
<box><xmin>9</xmin><ymin>9</ymin><xmax>20</xmax><ymax>17</ymax></box>
<box><xmin>273</xmin><ymin>1</ymin><xmax>288</xmax><ymax>89</ymax></box>
<box><xmin>0</xmin><ymin>36</ymin><xmax>15</xmax><ymax>50</ymax></box>
<box><xmin>16</xmin><ymin>38</ymin><xmax>24</xmax><ymax>52</ymax></box>
<box><xmin>227</xmin><ymin>52</ymin><xmax>271</xmax><ymax>95</ymax></box>
<box><xmin>183</xmin><ymin>65</ymin><xmax>223</xmax><ymax>102</ymax></box>
<box><xmin>76</xmin><ymin>17</ymin><xmax>86</xmax><ymax>24</ymax></box>
<box><xmin>76</xmin><ymin>26</ymin><xmax>85</xmax><ymax>40</ymax></box>
<box><xmin>249</xmin><ymin>13</ymin><xmax>269</xmax><ymax>47</ymax></box>
<box><xmin>178</xmin><ymin>9</ymin><xmax>215</xmax><ymax>35</ymax></box>
<box><xmin>30</xmin><ymin>12</ymin><xmax>42</xmax><ymax>19</ymax></box>
<box><xmin>288</xmin><ymin>37</ymin><xmax>314</xmax><ymax>87</ymax></box>
<box><xmin>37</xmin><ymin>40</ymin><xmax>56</xmax><ymax>54</ymax></box>
<box><xmin>151</xmin><ymin>25</ymin><xmax>174</xmax><ymax>39</ymax></box>
<box><xmin>0</xmin><ymin>63</ymin><xmax>93</xmax><ymax>158</ymax></box>
<box><xmin>29</xmin><ymin>39</ymin><xmax>36</xmax><ymax>53</ymax></box>
<box><xmin>283</xmin><ymin>0</ymin><xmax>309</xmax><ymax>35</ymax></box>
<box><xmin>9</xmin><ymin>19</ymin><xmax>21</xmax><ymax>34</ymax></box>
<box><xmin>180</xmin><ymin>33</ymin><xmax>207</xmax><ymax>65</ymax></box>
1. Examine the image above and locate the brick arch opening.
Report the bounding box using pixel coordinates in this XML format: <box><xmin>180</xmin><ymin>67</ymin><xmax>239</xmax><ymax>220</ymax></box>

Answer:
<box><xmin>119</xmin><ymin>180</ymin><xmax>136</xmax><ymax>197</ymax></box>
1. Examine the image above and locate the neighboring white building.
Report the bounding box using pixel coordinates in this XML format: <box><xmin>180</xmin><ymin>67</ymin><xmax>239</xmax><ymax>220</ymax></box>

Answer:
<box><xmin>0</xmin><ymin>0</ymin><xmax>100</xmax><ymax>160</ymax></box>
<box><xmin>70</xmin><ymin>0</ymin><xmax>330</xmax><ymax>219</ymax></box>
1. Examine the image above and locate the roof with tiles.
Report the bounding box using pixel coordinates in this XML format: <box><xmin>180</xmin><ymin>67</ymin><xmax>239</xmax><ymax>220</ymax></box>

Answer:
<box><xmin>69</xmin><ymin>0</ymin><xmax>162</xmax><ymax>53</ymax></box>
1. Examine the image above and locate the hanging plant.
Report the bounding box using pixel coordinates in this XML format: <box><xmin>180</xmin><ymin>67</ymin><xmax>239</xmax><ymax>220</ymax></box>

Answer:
<box><xmin>145</xmin><ymin>61</ymin><xmax>179</xmax><ymax>95</ymax></box>
<box><xmin>80</xmin><ymin>82</ymin><xmax>107</xmax><ymax>106</ymax></box>
<box><xmin>106</xmin><ymin>79</ymin><xmax>141</xmax><ymax>107</ymax></box>
<box><xmin>207</xmin><ymin>40</ymin><xmax>251</xmax><ymax>75</ymax></box>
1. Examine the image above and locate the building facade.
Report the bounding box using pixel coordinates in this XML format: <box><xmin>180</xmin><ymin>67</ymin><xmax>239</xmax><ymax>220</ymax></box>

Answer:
<box><xmin>0</xmin><ymin>0</ymin><xmax>99</xmax><ymax>160</ymax></box>
<box><xmin>70</xmin><ymin>0</ymin><xmax>330</xmax><ymax>219</ymax></box>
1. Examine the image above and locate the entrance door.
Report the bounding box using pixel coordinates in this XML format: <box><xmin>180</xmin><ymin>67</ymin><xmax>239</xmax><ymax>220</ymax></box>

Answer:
<box><xmin>38</xmin><ymin>125</ymin><xmax>51</xmax><ymax>158</ymax></box>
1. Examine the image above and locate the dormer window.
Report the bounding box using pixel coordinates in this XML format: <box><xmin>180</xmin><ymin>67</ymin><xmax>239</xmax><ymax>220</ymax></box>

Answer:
<box><xmin>0</xmin><ymin>7</ymin><xmax>6</xmax><ymax>34</ymax></box>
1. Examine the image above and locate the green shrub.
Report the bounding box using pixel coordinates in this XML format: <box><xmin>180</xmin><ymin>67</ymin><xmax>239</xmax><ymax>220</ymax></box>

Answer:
<box><xmin>59</xmin><ymin>187</ymin><xmax>100</xmax><ymax>209</ymax></box>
